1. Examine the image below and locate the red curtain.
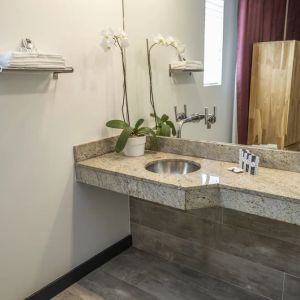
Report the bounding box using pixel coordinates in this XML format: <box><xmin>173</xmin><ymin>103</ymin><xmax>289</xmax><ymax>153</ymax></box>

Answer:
<box><xmin>286</xmin><ymin>0</ymin><xmax>300</xmax><ymax>40</ymax></box>
<box><xmin>236</xmin><ymin>0</ymin><xmax>287</xmax><ymax>144</ymax></box>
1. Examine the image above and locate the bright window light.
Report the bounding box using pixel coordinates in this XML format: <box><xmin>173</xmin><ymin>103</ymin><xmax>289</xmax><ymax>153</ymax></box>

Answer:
<box><xmin>203</xmin><ymin>0</ymin><xmax>224</xmax><ymax>86</ymax></box>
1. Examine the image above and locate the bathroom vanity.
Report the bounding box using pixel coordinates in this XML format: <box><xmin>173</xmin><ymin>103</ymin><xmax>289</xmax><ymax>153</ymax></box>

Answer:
<box><xmin>74</xmin><ymin>136</ymin><xmax>300</xmax><ymax>224</ymax></box>
<box><xmin>73</xmin><ymin>136</ymin><xmax>300</xmax><ymax>299</ymax></box>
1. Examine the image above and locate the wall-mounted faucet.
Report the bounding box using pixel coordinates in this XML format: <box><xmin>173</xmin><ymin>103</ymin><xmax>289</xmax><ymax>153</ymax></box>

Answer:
<box><xmin>174</xmin><ymin>104</ymin><xmax>216</xmax><ymax>138</ymax></box>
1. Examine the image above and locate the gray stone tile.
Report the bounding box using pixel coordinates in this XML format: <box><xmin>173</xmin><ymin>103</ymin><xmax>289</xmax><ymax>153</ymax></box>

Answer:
<box><xmin>130</xmin><ymin>197</ymin><xmax>218</xmax><ymax>244</ymax></box>
<box><xmin>79</xmin><ymin>270</ymin><xmax>158</xmax><ymax>300</ymax></box>
<box><xmin>101</xmin><ymin>248</ymin><xmax>266</xmax><ymax>300</ymax></box>
<box><xmin>131</xmin><ymin>197</ymin><xmax>300</xmax><ymax>277</ymax></box>
<box><xmin>283</xmin><ymin>274</ymin><xmax>300</xmax><ymax>300</ymax></box>
<box><xmin>215</xmin><ymin>222</ymin><xmax>300</xmax><ymax>277</ymax></box>
<box><xmin>131</xmin><ymin>223</ymin><xmax>283</xmax><ymax>300</ymax></box>
<box><xmin>186</xmin><ymin>206</ymin><xmax>223</xmax><ymax>223</ymax></box>
<box><xmin>223</xmin><ymin>208</ymin><xmax>300</xmax><ymax>246</ymax></box>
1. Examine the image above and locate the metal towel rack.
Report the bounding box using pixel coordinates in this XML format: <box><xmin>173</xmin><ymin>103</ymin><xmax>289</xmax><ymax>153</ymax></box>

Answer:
<box><xmin>0</xmin><ymin>67</ymin><xmax>74</xmax><ymax>79</ymax></box>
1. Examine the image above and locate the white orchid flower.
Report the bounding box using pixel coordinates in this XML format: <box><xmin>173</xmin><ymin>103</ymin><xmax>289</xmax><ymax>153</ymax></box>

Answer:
<box><xmin>154</xmin><ymin>34</ymin><xmax>167</xmax><ymax>46</ymax></box>
<box><xmin>115</xmin><ymin>29</ymin><xmax>130</xmax><ymax>48</ymax></box>
<box><xmin>101</xmin><ymin>28</ymin><xmax>114</xmax><ymax>39</ymax></box>
<box><xmin>166</xmin><ymin>36</ymin><xmax>179</xmax><ymax>47</ymax></box>
<box><xmin>115</xmin><ymin>29</ymin><xmax>127</xmax><ymax>39</ymax></box>
<box><xmin>101</xmin><ymin>28</ymin><xmax>129</xmax><ymax>50</ymax></box>
<box><xmin>100</xmin><ymin>28</ymin><xmax>115</xmax><ymax>51</ymax></box>
<box><xmin>120</xmin><ymin>37</ymin><xmax>129</xmax><ymax>48</ymax></box>
<box><xmin>100</xmin><ymin>38</ymin><xmax>112</xmax><ymax>51</ymax></box>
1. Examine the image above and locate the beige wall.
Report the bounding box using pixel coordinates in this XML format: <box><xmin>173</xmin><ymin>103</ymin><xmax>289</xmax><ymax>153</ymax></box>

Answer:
<box><xmin>0</xmin><ymin>1</ymin><xmax>130</xmax><ymax>299</ymax></box>
<box><xmin>0</xmin><ymin>1</ymin><xmax>238</xmax><ymax>299</ymax></box>
<box><xmin>125</xmin><ymin>0</ymin><xmax>237</xmax><ymax>142</ymax></box>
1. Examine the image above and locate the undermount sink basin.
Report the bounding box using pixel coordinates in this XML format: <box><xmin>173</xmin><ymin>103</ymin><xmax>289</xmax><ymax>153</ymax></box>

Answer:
<box><xmin>145</xmin><ymin>159</ymin><xmax>201</xmax><ymax>175</ymax></box>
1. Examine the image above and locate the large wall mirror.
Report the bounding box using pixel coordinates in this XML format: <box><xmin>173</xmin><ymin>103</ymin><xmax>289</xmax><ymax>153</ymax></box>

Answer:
<box><xmin>124</xmin><ymin>0</ymin><xmax>300</xmax><ymax>151</ymax></box>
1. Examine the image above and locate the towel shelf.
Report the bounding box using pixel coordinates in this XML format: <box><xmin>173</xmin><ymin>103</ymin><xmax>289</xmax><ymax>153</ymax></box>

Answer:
<box><xmin>169</xmin><ymin>64</ymin><xmax>204</xmax><ymax>77</ymax></box>
<box><xmin>0</xmin><ymin>67</ymin><xmax>74</xmax><ymax>79</ymax></box>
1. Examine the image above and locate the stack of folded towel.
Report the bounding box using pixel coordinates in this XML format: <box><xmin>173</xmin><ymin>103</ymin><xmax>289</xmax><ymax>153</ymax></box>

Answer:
<box><xmin>170</xmin><ymin>60</ymin><xmax>203</xmax><ymax>70</ymax></box>
<box><xmin>0</xmin><ymin>51</ymin><xmax>66</xmax><ymax>69</ymax></box>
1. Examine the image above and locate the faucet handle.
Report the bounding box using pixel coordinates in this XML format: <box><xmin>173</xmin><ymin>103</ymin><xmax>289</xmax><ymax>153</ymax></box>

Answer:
<box><xmin>204</xmin><ymin>107</ymin><xmax>209</xmax><ymax>125</ymax></box>
<box><xmin>174</xmin><ymin>106</ymin><xmax>178</xmax><ymax>120</ymax></box>
<box><xmin>212</xmin><ymin>105</ymin><xmax>216</xmax><ymax>123</ymax></box>
<box><xmin>174</xmin><ymin>104</ymin><xmax>187</xmax><ymax>121</ymax></box>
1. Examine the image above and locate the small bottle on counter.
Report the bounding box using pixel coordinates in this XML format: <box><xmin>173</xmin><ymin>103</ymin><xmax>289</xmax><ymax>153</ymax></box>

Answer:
<box><xmin>249</xmin><ymin>154</ymin><xmax>260</xmax><ymax>175</ymax></box>
<box><xmin>239</xmin><ymin>149</ymin><xmax>260</xmax><ymax>175</ymax></box>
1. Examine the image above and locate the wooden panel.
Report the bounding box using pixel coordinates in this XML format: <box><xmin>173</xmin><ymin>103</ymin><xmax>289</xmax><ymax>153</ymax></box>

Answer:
<box><xmin>287</xmin><ymin>41</ymin><xmax>300</xmax><ymax>146</ymax></box>
<box><xmin>248</xmin><ymin>41</ymin><xmax>297</xmax><ymax>149</ymax></box>
<box><xmin>285</xmin><ymin>141</ymin><xmax>300</xmax><ymax>151</ymax></box>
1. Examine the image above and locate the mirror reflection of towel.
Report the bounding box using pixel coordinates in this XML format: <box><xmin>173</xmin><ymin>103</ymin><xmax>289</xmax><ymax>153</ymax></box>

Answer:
<box><xmin>171</xmin><ymin>60</ymin><xmax>203</xmax><ymax>70</ymax></box>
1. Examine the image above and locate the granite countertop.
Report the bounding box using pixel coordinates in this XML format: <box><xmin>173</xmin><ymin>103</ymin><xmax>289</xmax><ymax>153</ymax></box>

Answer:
<box><xmin>76</xmin><ymin>150</ymin><xmax>300</xmax><ymax>204</ymax></box>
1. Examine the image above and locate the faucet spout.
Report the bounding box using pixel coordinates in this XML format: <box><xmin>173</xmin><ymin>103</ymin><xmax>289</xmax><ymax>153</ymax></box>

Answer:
<box><xmin>176</xmin><ymin>120</ymin><xmax>184</xmax><ymax>138</ymax></box>
<box><xmin>174</xmin><ymin>105</ymin><xmax>216</xmax><ymax>139</ymax></box>
<box><xmin>176</xmin><ymin>114</ymin><xmax>205</xmax><ymax>138</ymax></box>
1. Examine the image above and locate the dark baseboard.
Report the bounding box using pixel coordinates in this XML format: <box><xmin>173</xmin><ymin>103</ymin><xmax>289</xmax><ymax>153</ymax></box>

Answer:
<box><xmin>25</xmin><ymin>235</ymin><xmax>132</xmax><ymax>300</ymax></box>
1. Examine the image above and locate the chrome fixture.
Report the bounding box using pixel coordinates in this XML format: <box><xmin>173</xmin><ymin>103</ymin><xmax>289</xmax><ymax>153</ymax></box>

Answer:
<box><xmin>0</xmin><ymin>67</ymin><xmax>74</xmax><ymax>79</ymax></box>
<box><xmin>145</xmin><ymin>159</ymin><xmax>201</xmax><ymax>175</ymax></box>
<box><xmin>174</xmin><ymin>104</ymin><xmax>216</xmax><ymax>138</ymax></box>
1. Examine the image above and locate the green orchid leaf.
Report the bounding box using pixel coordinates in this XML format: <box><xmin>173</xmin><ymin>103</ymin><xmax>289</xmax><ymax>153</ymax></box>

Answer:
<box><xmin>106</xmin><ymin>120</ymin><xmax>129</xmax><ymax>129</ymax></box>
<box><xmin>166</xmin><ymin>120</ymin><xmax>176</xmax><ymax>136</ymax></box>
<box><xmin>115</xmin><ymin>126</ymin><xmax>133</xmax><ymax>153</ymax></box>
<box><xmin>160</xmin><ymin>114</ymin><xmax>169</xmax><ymax>122</ymax></box>
<box><xmin>138</xmin><ymin>127</ymin><xmax>156</xmax><ymax>138</ymax></box>
<box><xmin>134</xmin><ymin>118</ymin><xmax>144</xmax><ymax>130</ymax></box>
<box><xmin>160</xmin><ymin>123</ymin><xmax>171</xmax><ymax>136</ymax></box>
<box><xmin>150</xmin><ymin>113</ymin><xmax>161</xmax><ymax>123</ymax></box>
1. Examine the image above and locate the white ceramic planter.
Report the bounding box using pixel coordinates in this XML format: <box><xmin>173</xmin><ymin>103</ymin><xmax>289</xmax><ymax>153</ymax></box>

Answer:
<box><xmin>124</xmin><ymin>135</ymin><xmax>146</xmax><ymax>157</ymax></box>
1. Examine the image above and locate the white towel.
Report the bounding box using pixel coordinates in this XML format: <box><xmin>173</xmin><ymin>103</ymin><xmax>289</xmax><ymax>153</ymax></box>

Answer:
<box><xmin>171</xmin><ymin>60</ymin><xmax>203</xmax><ymax>70</ymax></box>
<box><xmin>0</xmin><ymin>51</ymin><xmax>66</xmax><ymax>68</ymax></box>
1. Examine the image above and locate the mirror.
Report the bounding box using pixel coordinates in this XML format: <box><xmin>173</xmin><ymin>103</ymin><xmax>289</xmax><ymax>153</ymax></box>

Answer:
<box><xmin>124</xmin><ymin>0</ymin><xmax>300</xmax><ymax>151</ymax></box>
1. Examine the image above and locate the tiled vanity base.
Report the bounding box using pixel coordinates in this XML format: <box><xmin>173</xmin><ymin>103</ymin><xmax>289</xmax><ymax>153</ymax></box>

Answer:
<box><xmin>131</xmin><ymin>197</ymin><xmax>300</xmax><ymax>300</ymax></box>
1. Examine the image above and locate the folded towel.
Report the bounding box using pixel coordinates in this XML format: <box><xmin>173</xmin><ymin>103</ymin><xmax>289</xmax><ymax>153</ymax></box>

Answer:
<box><xmin>1</xmin><ymin>51</ymin><xmax>64</xmax><ymax>59</ymax></box>
<box><xmin>171</xmin><ymin>60</ymin><xmax>203</xmax><ymax>70</ymax></box>
<box><xmin>6</xmin><ymin>65</ymin><xmax>66</xmax><ymax>69</ymax></box>
<box><xmin>0</xmin><ymin>51</ymin><xmax>66</xmax><ymax>68</ymax></box>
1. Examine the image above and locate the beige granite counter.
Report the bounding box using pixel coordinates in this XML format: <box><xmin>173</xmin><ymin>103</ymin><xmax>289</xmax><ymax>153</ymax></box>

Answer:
<box><xmin>75</xmin><ymin>149</ymin><xmax>300</xmax><ymax>225</ymax></box>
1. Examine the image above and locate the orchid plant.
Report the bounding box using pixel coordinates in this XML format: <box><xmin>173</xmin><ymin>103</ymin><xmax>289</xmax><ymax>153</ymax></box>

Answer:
<box><xmin>101</xmin><ymin>28</ymin><xmax>130</xmax><ymax>124</ymax></box>
<box><xmin>147</xmin><ymin>34</ymin><xmax>185</xmax><ymax>136</ymax></box>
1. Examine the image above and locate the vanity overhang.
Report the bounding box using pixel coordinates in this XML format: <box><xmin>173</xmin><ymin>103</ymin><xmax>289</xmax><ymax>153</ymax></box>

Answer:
<box><xmin>74</xmin><ymin>136</ymin><xmax>300</xmax><ymax>225</ymax></box>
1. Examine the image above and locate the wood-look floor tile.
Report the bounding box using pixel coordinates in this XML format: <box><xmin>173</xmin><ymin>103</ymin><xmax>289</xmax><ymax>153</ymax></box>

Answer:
<box><xmin>132</xmin><ymin>223</ymin><xmax>283</xmax><ymax>300</ymax></box>
<box><xmin>101</xmin><ymin>247</ymin><xmax>267</xmax><ymax>300</ymax></box>
<box><xmin>78</xmin><ymin>270</ymin><xmax>158</xmax><ymax>300</ymax></box>
<box><xmin>52</xmin><ymin>283</ymin><xmax>106</xmax><ymax>300</ymax></box>
<box><xmin>283</xmin><ymin>274</ymin><xmax>300</xmax><ymax>300</ymax></box>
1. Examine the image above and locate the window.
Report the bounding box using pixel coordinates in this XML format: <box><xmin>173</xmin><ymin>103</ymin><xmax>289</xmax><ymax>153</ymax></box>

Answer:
<box><xmin>203</xmin><ymin>0</ymin><xmax>224</xmax><ymax>86</ymax></box>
